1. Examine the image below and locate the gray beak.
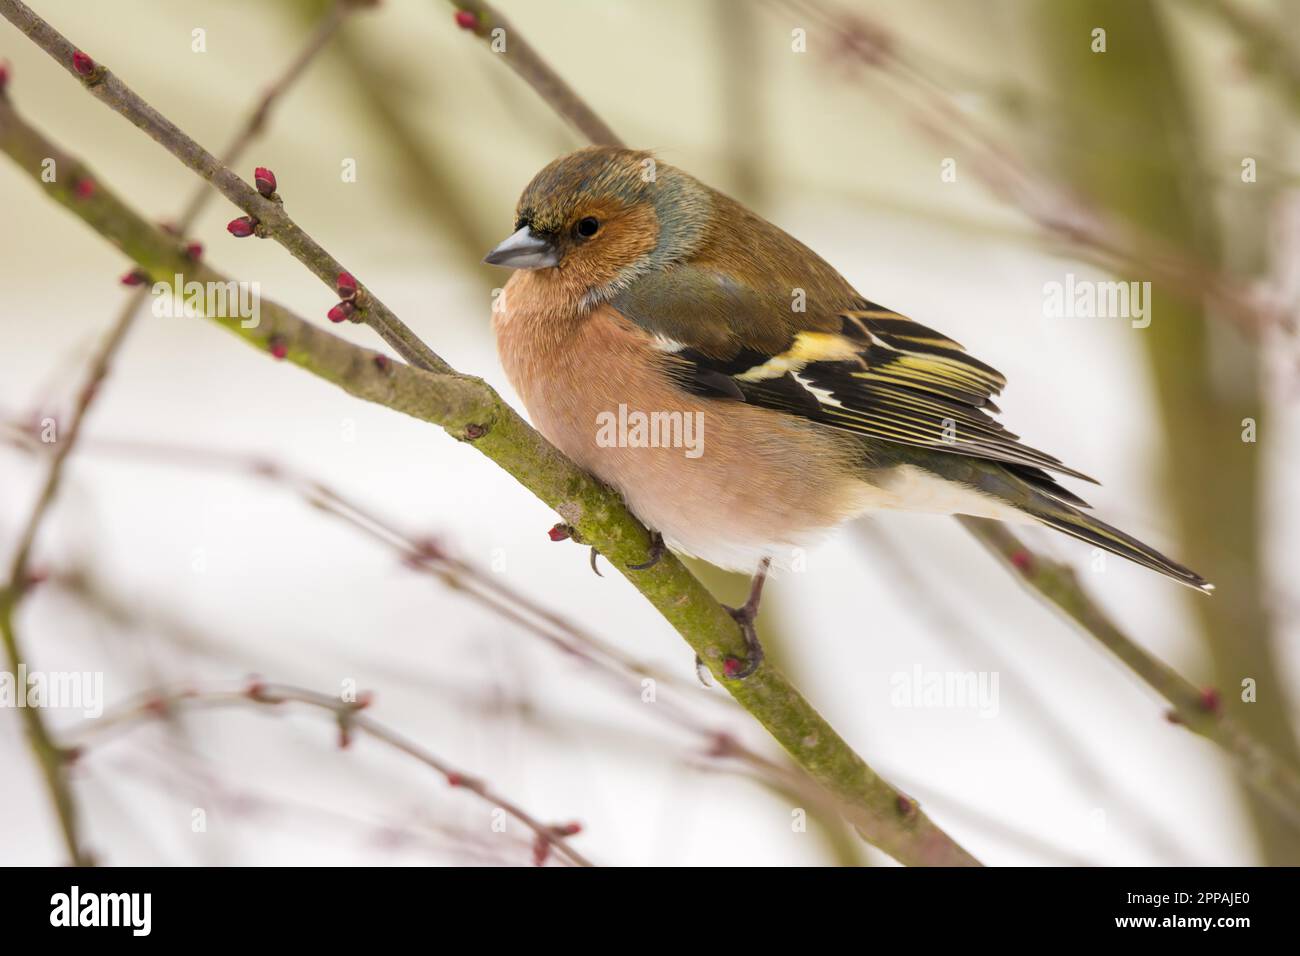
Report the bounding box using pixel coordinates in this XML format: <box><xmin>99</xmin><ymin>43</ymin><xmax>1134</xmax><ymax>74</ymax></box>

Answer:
<box><xmin>483</xmin><ymin>225</ymin><xmax>559</xmax><ymax>269</ymax></box>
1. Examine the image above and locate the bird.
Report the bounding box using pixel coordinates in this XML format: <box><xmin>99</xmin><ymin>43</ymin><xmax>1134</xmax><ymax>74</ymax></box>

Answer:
<box><xmin>485</xmin><ymin>146</ymin><xmax>1211</xmax><ymax>674</ymax></box>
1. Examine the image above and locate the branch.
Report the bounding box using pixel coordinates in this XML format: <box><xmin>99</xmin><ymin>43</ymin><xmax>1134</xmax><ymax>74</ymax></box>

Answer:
<box><xmin>0</xmin><ymin>95</ymin><xmax>976</xmax><ymax>864</ymax></box>
<box><xmin>0</xmin><ymin>0</ymin><xmax>446</xmax><ymax>373</ymax></box>
<box><xmin>442</xmin><ymin>1</ymin><xmax>624</xmax><ymax>147</ymax></box>
<box><xmin>69</xmin><ymin>682</ymin><xmax>593</xmax><ymax>867</ymax></box>
<box><xmin>960</xmin><ymin>517</ymin><xmax>1300</xmax><ymax>829</ymax></box>
<box><xmin>0</xmin><ymin>3</ymin><xmax>359</xmax><ymax>867</ymax></box>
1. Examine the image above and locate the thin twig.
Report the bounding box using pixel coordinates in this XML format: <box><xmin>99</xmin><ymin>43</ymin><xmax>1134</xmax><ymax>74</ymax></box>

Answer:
<box><xmin>68</xmin><ymin>681</ymin><xmax>594</xmax><ymax>867</ymax></box>
<box><xmin>960</xmin><ymin>516</ymin><xmax>1300</xmax><ymax>829</ymax></box>
<box><xmin>442</xmin><ymin>1</ymin><xmax>624</xmax><ymax>147</ymax></box>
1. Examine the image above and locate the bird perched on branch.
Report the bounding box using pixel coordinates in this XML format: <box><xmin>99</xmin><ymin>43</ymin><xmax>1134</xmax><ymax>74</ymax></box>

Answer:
<box><xmin>486</xmin><ymin>147</ymin><xmax>1211</xmax><ymax>675</ymax></box>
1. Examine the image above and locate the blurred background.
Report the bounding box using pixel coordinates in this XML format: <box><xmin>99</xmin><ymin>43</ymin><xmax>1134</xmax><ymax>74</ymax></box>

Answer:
<box><xmin>1</xmin><ymin>0</ymin><xmax>1298</xmax><ymax>865</ymax></box>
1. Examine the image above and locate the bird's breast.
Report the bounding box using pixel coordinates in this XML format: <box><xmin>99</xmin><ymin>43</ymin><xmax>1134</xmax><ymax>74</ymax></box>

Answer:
<box><xmin>492</xmin><ymin>284</ymin><xmax>873</xmax><ymax>570</ymax></box>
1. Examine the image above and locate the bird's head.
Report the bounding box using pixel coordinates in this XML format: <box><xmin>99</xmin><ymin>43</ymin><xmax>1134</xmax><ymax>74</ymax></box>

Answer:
<box><xmin>484</xmin><ymin>146</ymin><xmax>710</xmax><ymax>305</ymax></box>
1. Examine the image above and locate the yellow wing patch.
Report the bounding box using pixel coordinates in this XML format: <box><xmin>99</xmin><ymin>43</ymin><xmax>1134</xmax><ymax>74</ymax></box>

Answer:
<box><xmin>733</xmin><ymin>332</ymin><xmax>862</xmax><ymax>382</ymax></box>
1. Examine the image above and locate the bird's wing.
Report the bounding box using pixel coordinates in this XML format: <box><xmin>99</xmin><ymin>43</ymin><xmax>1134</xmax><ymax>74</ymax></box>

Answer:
<box><xmin>610</xmin><ymin>264</ymin><xmax>1098</xmax><ymax>485</ymax></box>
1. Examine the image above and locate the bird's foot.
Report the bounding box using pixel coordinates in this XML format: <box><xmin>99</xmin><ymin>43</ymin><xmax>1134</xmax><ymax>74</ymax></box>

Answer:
<box><xmin>588</xmin><ymin>547</ymin><xmax>603</xmax><ymax>577</ymax></box>
<box><xmin>628</xmin><ymin>531</ymin><xmax>665</xmax><ymax>571</ymax></box>
<box><xmin>720</xmin><ymin>557</ymin><xmax>771</xmax><ymax>681</ymax></box>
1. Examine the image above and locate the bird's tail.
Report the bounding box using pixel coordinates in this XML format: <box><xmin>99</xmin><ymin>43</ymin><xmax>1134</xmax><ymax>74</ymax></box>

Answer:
<box><xmin>900</xmin><ymin>449</ymin><xmax>1215</xmax><ymax>593</ymax></box>
<box><xmin>1021</xmin><ymin>495</ymin><xmax>1214</xmax><ymax>593</ymax></box>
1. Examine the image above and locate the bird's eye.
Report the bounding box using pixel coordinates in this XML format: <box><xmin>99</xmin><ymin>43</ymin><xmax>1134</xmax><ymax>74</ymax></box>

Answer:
<box><xmin>575</xmin><ymin>216</ymin><xmax>600</xmax><ymax>239</ymax></box>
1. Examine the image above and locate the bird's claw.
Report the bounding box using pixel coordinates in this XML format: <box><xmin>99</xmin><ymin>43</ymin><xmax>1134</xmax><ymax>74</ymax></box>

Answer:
<box><xmin>721</xmin><ymin>605</ymin><xmax>764</xmax><ymax>679</ymax></box>
<box><xmin>628</xmin><ymin>531</ymin><xmax>665</xmax><ymax>571</ymax></box>
<box><xmin>720</xmin><ymin>557</ymin><xmax>770</xmax><ymax>680</ymax></box>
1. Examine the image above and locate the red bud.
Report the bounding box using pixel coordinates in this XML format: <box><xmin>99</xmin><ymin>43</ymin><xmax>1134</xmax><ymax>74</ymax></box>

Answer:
<box><xmin>532</xmin><ymin>838</ymin><xmax>551</xmax><ymax>867</ymax></box>
<box><xmin>723</xmin><ymin>657</ymin><xmax>743</xmax><ymax>679</ymax></box>
<box><xmin>326</xmin><ymin>301</ymin><xmax>354</xmax><ymax>323</ymax></box>
<box><xmin>447</xmin><ymin>772</ymin><xmax>464</xmax><ymax>787</ymax></box>
<box><xmin>72</xmin><ymin>51</ymin><xmax>94</xmax><ymax>76</ymax></box>
<box><xmin>547</xmin><ymin>523</ymin><xmax>572</xmax><ymax>542</ymax></box>
<box><xmin>557</xmin><ymin>822</ymin><xmax>582</xmax><ymax>836</ymax></box>
<box><xmin>1009</xmin><ymin>550</ymin><xmax>1032</xmax><ymax>572</ymax></box>
<box><xmin>336</xmin><ymin>271</ymin><xmax>357</xmax><ymax>298</ymax></box>
<box><xmin>253</xmin><ymin>166</ymin><xmax>277</xmax><ymax>197</ymax></box>
<box><xmin>0</xmin><ymin>60</ymin><xmax>11</xmax><ymax>96</ymax></box>
<box><xmin>412</xmin><ymin>536</ymin><xmax>446</xmax><ymax>562</ymax></box>
<box><xmin>454</xmin><ymin>10</ymin><xmax>479</xmax><ymax>30</ymax></box>
<box><xmin>269</xmin><ymin>338</ymin><xmax>288</xmax><ymax>360</ymax></box>
<box><xmin>185</xmin><ymin>241</ymin><xmax>204</xmax><ymax>260</ymax></box>
<box><xmin>119</xmin><ymin>270</ymin><xmax>147</xmax><ymax>286</ymax></box>
<box><xmin>73</xmin><ymin>177</ymin><xmax>96</xmax><ymax>199</ymax></box>
<box><xmin>373</xmin><ymin>354</ymin><xmax>391</xmax><ymax>373</ymax></box>
<box><xmin>1199</xmin><ymin>687</ymin><xmax>1222</xmax><ymax>714</ymax></box>
<box><xmin>227</xmin><ymin>216</ymin><xmax>257</xmax><ymax>237</ymax></box>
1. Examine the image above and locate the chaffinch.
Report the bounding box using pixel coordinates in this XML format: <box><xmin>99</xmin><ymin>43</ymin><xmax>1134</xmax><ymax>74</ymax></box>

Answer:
<box><xmin>486</xmin><ymin>147</ymin><xmax>1209</xmax><ymax>668</ymax></box>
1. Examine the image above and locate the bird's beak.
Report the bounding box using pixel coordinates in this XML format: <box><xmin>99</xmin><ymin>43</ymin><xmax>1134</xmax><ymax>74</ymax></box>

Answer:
<box><xmin>483</xmin><ymin>225</ymin><xmax>559</xmax><ymax>269</ymax></box>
